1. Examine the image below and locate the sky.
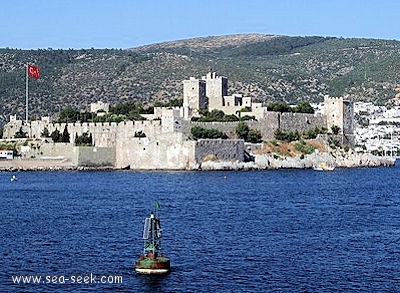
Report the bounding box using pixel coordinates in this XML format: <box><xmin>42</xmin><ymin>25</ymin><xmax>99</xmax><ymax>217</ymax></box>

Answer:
<box><xmin>1</xmin><ymin>0</ymin><xmax>399</xmax><ymax>49</ymax></box>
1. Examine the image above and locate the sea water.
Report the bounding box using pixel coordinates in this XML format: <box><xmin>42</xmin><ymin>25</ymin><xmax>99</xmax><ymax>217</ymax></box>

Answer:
<box><xmin>1</xmin><ymin>164</ymin><xmax>400</xmax><ymax>292</ymax></box>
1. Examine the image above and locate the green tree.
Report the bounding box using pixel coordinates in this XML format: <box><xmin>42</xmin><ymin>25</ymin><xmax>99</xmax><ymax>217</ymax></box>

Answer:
<box><xmin>109</xmin><ymin>102</ymin><xmax>148</xmax><ymax>120</ymax></box>
<box><xmin>191</xmin><ymin>126</ymin><xmax>227</xmax><ymax>139</ymax></box>
<box><xmin>236</xmin><ymin>122</ymin><xmax>262</xmax><ymax>142</ymax></box>
<box><xmin>247</xmin><ymin>129</ymin><xmax>263</xmax><ymax>143</ymax></box>
<box><xmin>110</xmin><ymin>102</ymin><xmax>134</xmax><ymax>115</ymax></box>
<box><xmin>235</xmin><ymin>121</ymin><xmax>249</xmax><ymax>141</ymax></box>
<box><xmin>223</xmin><ymin>114</ymin><xmax>240</xmax><ymax>122</ymax></box>
<box><xmin>41</xmin><ymin>127</ymin><xmax>50</xmax><ymax>137</ymax></box>
<box><xmin>75</xmin><ymin>132</ymin><xmax>93</xmax><ymax>146</ymax></box>
<box><xmin>205</xmin><ymin>109</ymin><xmax>225</xmax><ymax>121</ymax></box>
<box><xmin>62</xmin><ymin>125</ymin><xmax>70</xmax><ymax>142</ymax></box>
<box><xmin>293</xmin><ymin>102</ymin><xmax>315</xmax><ymax>114</ymax></box>
<box><xmin>14</xmin><ymin>127</ymin><xmax>27</xmax><ymax>138</ymax></box>
<box><xmin>267</xmin><ymin>101</ymin><xmax>291</xmax><ymax>112</ymax></box>
<box><xmin>51</xmin><ymin>129</ymin><xmax>61</xmax><ymax>142</ymax></box>
<box><xmin>191</xmin><ymin>126</ymin><xmax>205</xmax><ymax>139</ymax></box>
<box><xmin>59</xmin><ymin>106</ymin><xmax>79</xmax><ymax>123</ymax></box>
<box><xmin>240</xmin><ymin>115</ymin><xmax>256</xmax><ymax>121</ymax></box>
<box><xmin>74</xmin><ymin>132</ymin><xmax>79</xmax><ymax>145</ymax></box>
<box><xmin>154</xmin><ymin>98</ymin><xmax>183</xmax><ymax>108</ymax></box>
<box><xmin>303</xmin><ymin>127</ymin><xmax>327</xmax><ymax>139</ymax></box>
<box><xmin>274</xmin><ymin>129</ymin><xmax>300</xmax><ymax>142</ymax></box>
<box><xmin>197</xmin><ymin>109</ymin><xmax>239</xmax><ymax>122</ymax></box>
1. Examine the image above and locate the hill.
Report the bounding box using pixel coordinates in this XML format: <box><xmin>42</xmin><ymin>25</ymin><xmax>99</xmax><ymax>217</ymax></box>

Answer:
<box><xmin>1</xmin><ymin>34</ymin><xmax>400</xmax><ymax>123</ymax></box>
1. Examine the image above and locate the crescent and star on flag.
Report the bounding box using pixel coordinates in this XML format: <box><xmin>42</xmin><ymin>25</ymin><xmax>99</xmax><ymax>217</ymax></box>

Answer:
<box><xmin>27</xmin><ymin>64</ymin><xmax>40</xmax><ymax>79</ymax></box>
<box><xmin>25</xmin><ymin>63</ymin><xmax>40</xmax><ymax>122</ymax></box>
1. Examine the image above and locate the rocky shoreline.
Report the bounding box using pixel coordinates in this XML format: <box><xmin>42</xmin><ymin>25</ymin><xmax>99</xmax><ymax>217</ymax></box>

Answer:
<box><xmin>199</xmin><ymin>152</ymin><xmax>397</xmax><ymax>171</ymax></box>
<box><xmin>0</xmin><ymin>151</ymin><xmax>396</xmax><ymax>172</ymax></box>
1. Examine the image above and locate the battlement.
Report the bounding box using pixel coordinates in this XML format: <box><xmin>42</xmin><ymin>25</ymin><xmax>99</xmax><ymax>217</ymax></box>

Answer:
<box><xmin>324</xmin><ymin>95</ymin><xmax>352</xmax><ymax>102</ymax></box>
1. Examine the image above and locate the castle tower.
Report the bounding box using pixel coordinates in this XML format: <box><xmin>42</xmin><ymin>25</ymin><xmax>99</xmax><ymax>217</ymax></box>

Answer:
<box><xmin>324</xmin><ymin>95</ymin><xmax>355</xmax><ymax>146</ymax></box>
<box><xmin>203</xmin><ymin>71</ymin><xmax>228</xmax><ymax>110</ymax></box>
<box><xmin>182</xmin><ymin>77</ymin><xmax>207</xmax><ymax>118</ymax></box>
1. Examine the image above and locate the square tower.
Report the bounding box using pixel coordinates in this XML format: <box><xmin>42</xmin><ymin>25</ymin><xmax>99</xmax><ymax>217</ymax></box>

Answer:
<box><xmin>324</xmin><ymin>95</ymin><xmax>355</xmax><ymax>145</ymax></box>
<box><xmin>182</xmin><ymin>77</ymin><xmax>207</xmax><ymax>117</ymax></box>
<box><xmin>203</xmin><ymin>71</ymin><xmax>228</xmax><ymax>110</ymax></box>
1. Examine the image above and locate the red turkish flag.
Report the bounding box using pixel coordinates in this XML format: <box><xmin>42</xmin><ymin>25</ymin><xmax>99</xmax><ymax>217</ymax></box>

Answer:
<box><xmin>27</xmin><ymin>64</ymin><xmax>40</xmax><ymax>79</ymax></box>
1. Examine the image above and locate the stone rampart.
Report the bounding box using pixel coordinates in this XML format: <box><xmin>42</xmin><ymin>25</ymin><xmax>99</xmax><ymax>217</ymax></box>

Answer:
<box><xmin>279</xmin><ymin>112</ymin><xmax>326</xmax><ymax>133</ymax></box>
<box><xmin>2</xmin><ymin>110</ymin><xmax>339</xmax><ymax>170</ymax></box>
<box><xmin>76</xmin><ymin>146</ymin><xmax>115</xmax><ymax>167</ymax></box>
<box><xmin>189</xmin><ymin>112</ymin><xmax>326</xmax><ymax>140</ymax></box>
<box><xmin>39</xmin><ymin>143</ymin><xmax>78</xmax><ymax>163</ymax></box>
<box><xmin>191</xmin><ymin>121</ymin><xmax>240</xmax><ymax>138</ymax></box>
<box><xmin>247</xmin><ymin>112</ymin><xmax>280</xmax><ymax>140</ymax></box>
<box><xmin>115</xmin><ymin>132</ymin><xmax>196</xmax><ymax>170</ymax></box>
<box><xmin>6</xmin><ymin>111</ymin><xmax>328</xmax><ymax>144</ymax></box>
<box><xmin>38</xmin><ymin>120</ymin><xmax>163</xmax><ymax>147</ymax></box>
<box><xmin>195</xmin><ymin>139</ymin><xmax>244</xmax><ymax>163</ymax></box>
<box><xmin>36</xmin><ymin>143</ymin><xmax>114</xmax><ymax>167</ymax></box>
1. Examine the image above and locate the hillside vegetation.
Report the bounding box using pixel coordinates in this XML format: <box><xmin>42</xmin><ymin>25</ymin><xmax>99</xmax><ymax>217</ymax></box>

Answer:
<box><xmin>1</xmin><ymin>33</ymin><xmax>400</xmax><ymax>123</ymax></box>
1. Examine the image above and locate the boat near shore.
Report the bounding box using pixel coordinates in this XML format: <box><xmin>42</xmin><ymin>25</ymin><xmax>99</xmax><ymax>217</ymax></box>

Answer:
<box><xmin>313</xmin><ymin>162</ymin><xmax>335</xmax><ymax>171</ymax></box>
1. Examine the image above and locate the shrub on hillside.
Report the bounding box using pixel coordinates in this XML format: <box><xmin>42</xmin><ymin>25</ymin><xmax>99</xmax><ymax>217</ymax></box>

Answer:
<box><xmin>191</xmin><ymin>126</ymin><xmax>227</xmax><ymax>140</ymax></box>
<box><xmin>235</xmin><ymin>121</ymin><xmax>262</xmax><ymax>143</ymax></box>
<box><xmin>195</xmin><ymin>109</ymin><xmax>239</xmax><ymax>122</ymax></box>
<box><xmin>273</xmin><ymin>128</ymin><xmax>300</xmax><ymax>142</ymax></box>
<box><xmin>294</xmin><ymin>140</ymin><xmax>315</xmax><ymax>154</ymax></box>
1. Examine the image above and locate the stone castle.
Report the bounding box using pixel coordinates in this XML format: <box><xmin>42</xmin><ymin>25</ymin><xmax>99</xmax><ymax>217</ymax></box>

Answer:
<box><xmin>1</xmin><ymin>71</ymin><xmax>354</xmax><ymax>170</ymax></box>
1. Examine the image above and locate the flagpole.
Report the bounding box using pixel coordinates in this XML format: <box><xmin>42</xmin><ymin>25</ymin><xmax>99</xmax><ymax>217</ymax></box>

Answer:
<box><xmin>25</xmin><ymin>64</ymin><xmax>29</xmax><ymax>123</ymax></box>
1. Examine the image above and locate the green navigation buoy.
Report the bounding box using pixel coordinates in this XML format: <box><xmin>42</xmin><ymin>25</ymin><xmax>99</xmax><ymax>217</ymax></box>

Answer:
<box><xmin>135</xmin><ymin>201</ymin><xmax>171</xmax><ymax>274</ymax></box>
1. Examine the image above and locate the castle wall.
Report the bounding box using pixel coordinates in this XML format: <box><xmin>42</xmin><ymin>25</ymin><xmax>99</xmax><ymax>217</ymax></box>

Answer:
<box><xmin>1</xmin><ymin>69</ymin><xmax>357</xmax><ymax>170</ymax></box>
<box><xmin>279</xmin><ymin>112</ymin><xmax>326</xmax><ymax>133</ymax></box>
<box><xmin>189</xmin><ymin>120</ymin><xmax>272</xmax><ymax>140</ymax></box>
<box><xmin>39</xmin><ymin>143</ymin><xmax>78</xmax><ymax>164</ymax></box>
<box><xmin>4</xmin><ymin>110</ymin><xmax>330</xmax><ymax>150</ymax></box>
<box><xmin>248</xmin><ymin>115</ymin><xmax>280</xmax><ymax>139</ymax></box>
<box><xmin>115</xmin><ymin>132</ymin><xmax>196</xmax><ymax>170</ymax></box>
<box><xmin>36</xmin><ymin>144</ymin><xmax>114</xmax><ymax>167</ymax></box>
<box><xmin>76</xmin><ymin>146</ymin><xmax>115</xmax><ymax>167</ymax></box>
<box><xmin>195</xmin><ymin>139</ymin><xmax>244</xmax><ymax>163</ymax></box>
<box><xmin>3</xmin><ymin>120</ymin><xmax>24</xmax><ymax>139</ymax></box>
<box><xmin>188</xmin><ymin>112</ymin><xmax>326</xmax><ymax>141</ymax></box>
<box><xmin>39</xmin><ymin>120</ymin><xmax>163</xmax><ymax>147</ymax></box>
